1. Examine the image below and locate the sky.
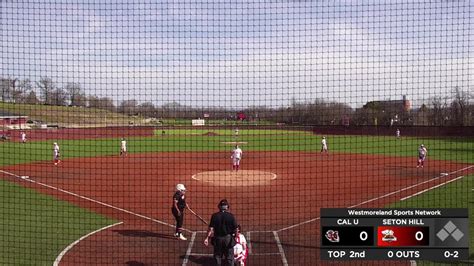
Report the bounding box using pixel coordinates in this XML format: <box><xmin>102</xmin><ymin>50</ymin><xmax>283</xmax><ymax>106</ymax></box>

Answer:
<box><xmin>1</xmin><ymin>0</ymin><xmax>472</xmax><ymax>108</ymax></box>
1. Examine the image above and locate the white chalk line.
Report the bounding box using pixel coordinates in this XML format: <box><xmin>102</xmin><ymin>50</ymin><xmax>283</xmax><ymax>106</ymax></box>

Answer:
<box><xmin>277</xmin><ymin>165</ymin><xmax>474</xmax><ymax>232</ymax></box>
<box><xmin>182</xmin><ymin>232</ymin><xmax>197</xmax><ymax>266</ymax></box>
<box><xmin>400</xmin><ymin>176</ymin><xmax>464</xmax><ymax>201</ymax></box>
<box><xmin>246</xmin><ymin>231</ymin><xmax>252</xmax><ymax>255</ymax></box>
<box><xmin>0</xmin><ymin>170</ymin><xmax>191</xmax><ymax>233</ymax></box>
<box><xmin>273</xmin><ymin>231</ymin><xmax>289</xmax><ymax>266</ymax></box>
<box><xmin>53</xmin><ymin>222</ymin><xmax>123</xmax><ymax>266</ymax></box>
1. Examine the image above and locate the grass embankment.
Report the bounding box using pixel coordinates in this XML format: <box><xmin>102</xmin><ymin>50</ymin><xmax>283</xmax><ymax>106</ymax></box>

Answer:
<box><xmin>0</xmin><ymin>102</ymin><xmax>147</xmax><ymax>127</ymax></box>
<box><xmin>0</xmin><ymin>179</ymin><xmax>116</xmax><ymax>265</ymax></box>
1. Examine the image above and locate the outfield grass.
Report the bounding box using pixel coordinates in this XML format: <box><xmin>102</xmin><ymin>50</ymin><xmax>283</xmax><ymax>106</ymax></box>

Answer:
<box><xmin>0</xmin><ymin>179</ymin><xmax>116</xmax><ymax>265</ymax></box>
<box><xmin>1</xmin><ymin>134</ymin><xmax>472</xmax><ymax>166</ymax></box>
<box><xmin>390</xmin><ymin>175</ymin><xmax>473</xmax><ymax>265</ymax></box>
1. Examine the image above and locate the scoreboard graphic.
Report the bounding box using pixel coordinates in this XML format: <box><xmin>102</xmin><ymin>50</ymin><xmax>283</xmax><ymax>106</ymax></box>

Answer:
<box><xmin>320</xmin><ymin>208</ymin><xmax>469</xmax><ymax>261</ymax></box>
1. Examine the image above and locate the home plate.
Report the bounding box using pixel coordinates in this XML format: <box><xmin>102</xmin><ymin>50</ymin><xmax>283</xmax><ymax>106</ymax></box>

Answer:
<box><xmin>440</xmin><ymin>173</ymin><xmax>449</xmax><ymax>176</ymax></box>
<box><xmin>20</xmin><ymin>176</ymin><xmax>29</xmax><ymax>179</ymax></box>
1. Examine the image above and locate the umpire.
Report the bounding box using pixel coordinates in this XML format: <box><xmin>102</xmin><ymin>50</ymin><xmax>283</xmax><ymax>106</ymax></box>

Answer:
<box><xmin>204</xmin><ymin>199</ymin><xmax>238</xmax><ymax>265</ymax></box>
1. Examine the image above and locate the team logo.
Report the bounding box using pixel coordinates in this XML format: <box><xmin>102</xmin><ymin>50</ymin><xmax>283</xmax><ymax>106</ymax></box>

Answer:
<box><xmin>381</xmin><ymin>229</ymin><xmax>397</xmax><ymax>242</ymax></box>
<box><xmin>325</xmin><ymin>230</ymin><xmax>340</xmax><ymax>243</ymax></box>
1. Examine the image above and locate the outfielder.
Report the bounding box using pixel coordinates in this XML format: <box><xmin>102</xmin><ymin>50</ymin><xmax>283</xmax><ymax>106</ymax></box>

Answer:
<box><xmin>417</xmin><ymin>144</ymin><xmax>428</xmax><ymax>168</ymax></box>
<box><xmin>20</xmin><ymin>131</ymin><xmax>27</xmax><ymax>143</ymax></box>
<box><xmin>172</xmin><ymin>184</ymin><xmax>188</xmax><ymax>240</ymax></box>
<box><xmin>396</xmin><ymin>128</ymin><xmax>400</xmax><ymax>139</ymax></box>
<box><xmin>53</xmin><ymin>142</ymin><xmax>60</xmax><ymax>165</ymax></box>
<box><xmin>231</xmin><ymin>145</ymin><xmax>243</xmax><ymax>171</ymax></box>
<box><xmin>321</xmin><ymin>136</ymin><xmax>328</xmax><ymax>153</ymax></box>
<box><xmin>120</xmin><ymin>138</ymin><xmax>127</xmax><ymax>156</ymax></box>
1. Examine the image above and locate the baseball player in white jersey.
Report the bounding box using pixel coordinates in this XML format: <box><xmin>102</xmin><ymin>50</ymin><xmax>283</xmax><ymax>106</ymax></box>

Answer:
<box><xmin>53</xmin><ymin>142</ymin><xmax>60</xmax><ymax>165</ymax></box>
<box><xmin>20</xmin><ymin>131</ymin><xmax>27</xmax><ymax>143</ymax></box>
<box><xmin>120</xmin><ymin>138</ymin><xmax>127</xmax><ymax>156</ymax></box>
<box><xmin>320</xmin><ymin>137</ymin><xmax>328</xmax><ymax>153</ymax></box>
<box><xmin>417</xmin><ymin>144</ymin><xmax>428</xmax><ymax>168</ymax></box>
<box><xmin>396</xmin><ymin>128</ymin><xmax>400</xmax><ymax>139</ymax></box>
<box><xmin>231</xmin><ymin>145</ymin><xmax>243</xmax><ymax>171</ymax></box>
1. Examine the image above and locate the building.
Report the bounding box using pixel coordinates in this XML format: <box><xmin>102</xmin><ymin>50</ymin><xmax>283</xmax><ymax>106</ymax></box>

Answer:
<box><xmin>0</xmin><ymin>110</ymin><xmax>28</xmax><ymax>127</ymax></box>
<box><xmin>362</xmin><ymin>96</ymin><xmax>411</xmax><ymax>125</ymax></box>
<box><xmin>363</xmin><ymin>95</ymin><xmax>411</xmax><ymax>113</ymax></box>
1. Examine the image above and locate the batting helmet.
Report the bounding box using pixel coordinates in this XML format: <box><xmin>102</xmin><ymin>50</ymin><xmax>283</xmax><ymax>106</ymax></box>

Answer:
<box><xmin>218</xmin><ymin>199</ymin><xmax>229</xmax><ymax>211</ymax></box>
<box><xmin>176</xmin><ymin>184</ymin><xmax>186</xmax><ymax>192</ymax></box>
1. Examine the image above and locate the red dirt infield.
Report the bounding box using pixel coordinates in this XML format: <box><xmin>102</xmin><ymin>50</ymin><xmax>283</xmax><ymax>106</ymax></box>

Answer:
<box><xmin>1</xmin><ymin>151</ymin><xmax>471</xmax><ymax>265</ymax></box>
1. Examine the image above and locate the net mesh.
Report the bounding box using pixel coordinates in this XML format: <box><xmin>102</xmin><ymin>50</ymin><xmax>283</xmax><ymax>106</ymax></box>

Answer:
<box><xmin>0</xmin><ymin>1</ymin><xmax>472</xmax><ymax>265</ymax></box>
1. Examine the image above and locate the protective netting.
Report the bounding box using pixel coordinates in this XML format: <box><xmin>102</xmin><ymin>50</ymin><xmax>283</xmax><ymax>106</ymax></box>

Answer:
<box><xmin>0</xmin><ymin>1</ymin><xmax>473</xmax><ymax>265</ymax></box>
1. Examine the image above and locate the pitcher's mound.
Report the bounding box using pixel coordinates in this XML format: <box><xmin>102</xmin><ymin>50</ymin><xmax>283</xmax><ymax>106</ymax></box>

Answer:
<box><xmin>192</xmin><ymin>170</ymin><xmax>277</xmax><ymax>187</ymax></box>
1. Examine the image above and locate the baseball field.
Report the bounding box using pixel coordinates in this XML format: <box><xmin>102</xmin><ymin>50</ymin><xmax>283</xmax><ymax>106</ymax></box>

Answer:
<box><xmin>0</xmin><ymin>127</ymin><xmax>472</xmax><ymax>265</ymax></box>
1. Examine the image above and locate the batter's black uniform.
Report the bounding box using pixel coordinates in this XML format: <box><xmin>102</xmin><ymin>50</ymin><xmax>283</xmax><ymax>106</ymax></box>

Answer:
<box><xmin>172</xmin><ymin>191</ymin><xmax>186</xmax><ymax>234</ymax></box>
<box><xmin>209</xmin><ymin>210</ymin><xmax>238</xmax><ymax>265</ymax></box>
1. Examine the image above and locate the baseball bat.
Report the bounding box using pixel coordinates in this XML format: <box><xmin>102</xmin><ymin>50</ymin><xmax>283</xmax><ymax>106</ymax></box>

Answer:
<box><xmin>187</xmin><ymin>206</ymin><xmax>208</xmax><ymax>225</ymax></box>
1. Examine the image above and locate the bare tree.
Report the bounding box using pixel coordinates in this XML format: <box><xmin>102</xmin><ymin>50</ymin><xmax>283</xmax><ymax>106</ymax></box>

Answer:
<box><xmin>24</xmin><ymin>90</ymin><xmax>39</xmax><ymax>104</ymax></box>
<box><xmin>450</xmin><ymin>87</ymin><xmax>471</xmax><ymax>126</ymax></box>
<box><xmin>119</xmin><ymin>99</ymin><xmax>138</xmax><ymax>115</ymax></box>
<box><xmin>98</xmin><ymin>97</ymin><xmax>115</xmax><ymax>111</ymax></box>
<box><xmin>36</xmin><ymin>77</ymin><xmax>56</xmax><ymax>105</ymax></box>
<box><xmin>16</xmin><ymin>79</ymin><xmax>33</xmax><ymax>103</ymax></box>
<box><xmin>50</xmin><ymin>88</ymin><xmax>68</xmax><ymax>106</ymax></box>
<box><xmin>137</xmin><ymin>102</ymin><xmax>155</xmax><ymax>117</ymax></box>
<box><xmin>66</xmin><ymin>82</ymin><xmax>87</xmax><ymax>107</ymax></box>
<box><xmin>0</xmin><ymin>77</ymin><xmax>18</xmax><ymax>102</ymax></box>
<box><xmin>428</xmin><ymin>96</ymin><xmax>449</xmax><ymax>126</ymax></box>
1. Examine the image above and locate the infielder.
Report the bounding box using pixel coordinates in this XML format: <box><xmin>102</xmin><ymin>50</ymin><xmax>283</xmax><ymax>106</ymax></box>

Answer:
<box><xmin>20</xmin><ymin>131</ymin><xmax>27</xmax><ymax>143</ymax></box>
<box><xmin>172</xmin><ymin>184</ymin><xmax>188</xmax><ymax>240</ymax></box>
<box><xmin>231</xmin><ymin>145</ymin><xmax>243</xmax><ymax>171</ymax></box>
<box><xmin>120</xmin><ymin>138</ymin><xmax>127</xmax><ymax>156</ymax></box>
<box><xmin>321</xmin><ymin>137</ymin><xmax>328</xmax><ymax>153</ymax></box>
<box><xmin>53</xmin><ymin>142</ymin><xmax>60</xmax><ymax>165</ymax></box>
<box><xmin>233</xmin><ymin>224</ymin><xmax>248</xmax><ymax>266</ymax></box>
<box><xmin>417</xmin><ymin>144</ymin><xmax>428</xmax><ymax>168</ymax></box>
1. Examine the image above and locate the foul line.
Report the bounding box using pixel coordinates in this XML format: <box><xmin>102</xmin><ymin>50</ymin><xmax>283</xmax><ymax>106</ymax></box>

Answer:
<box><xmin>277</xmin><ymin>165</ymin><xmax>474</xmax><ymax>232</ymax></box>
<box><xmin>182</xmin><ymin>232</ymin><xmax>197</xmax><ymax>266</ymax></box>
<box><xmin>246</xmin><ymin>231</ymin><xmax>252</xmax><ymax>254</ymax></box>
<box><xmin>400</xmin><ymin>176</ymin><xmax>464</xmax><ymax>201</ymax></box>
<box><xmin>0</xmin><ymin>170</ymin><xmax>192</xmax><ymax>233</ymax></box>
<box><xmin>273</xmin><ymin>231</ymin><xmax>289</xmax><ymax>266</ymax></box>
<box><xmin>53</xmin><ymin>222</ymin><xmax>123</xmax><ymax>266</ymax></box>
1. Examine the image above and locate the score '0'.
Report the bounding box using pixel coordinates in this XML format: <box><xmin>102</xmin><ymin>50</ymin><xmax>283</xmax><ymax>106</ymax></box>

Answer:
<box><xmin>415</xmin><ymin>231</ymin><xmax>423</xmax><ymax>241</ymax></box>
<box><xmin>360</xmin><ymin>231</ymin><xmax>368</xmax><ymax>241</ymax></box>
